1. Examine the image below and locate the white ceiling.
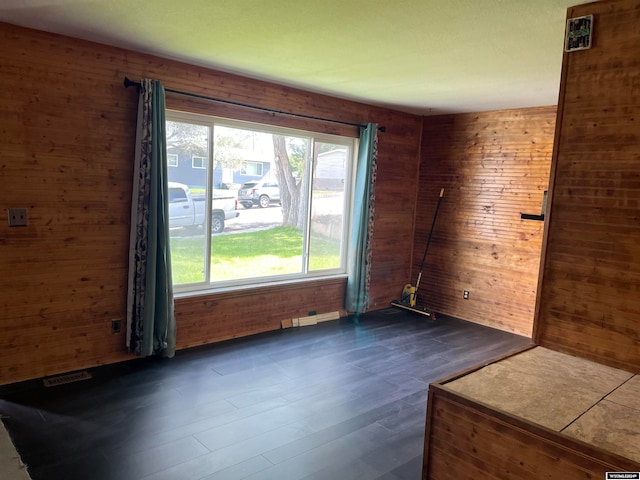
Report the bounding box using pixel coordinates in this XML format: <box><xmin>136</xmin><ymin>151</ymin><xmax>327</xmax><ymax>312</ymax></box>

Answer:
<box><xmin>0</xmin><ymin>0</ymin><xmax>585</xmax><ymax>115</ymax></box>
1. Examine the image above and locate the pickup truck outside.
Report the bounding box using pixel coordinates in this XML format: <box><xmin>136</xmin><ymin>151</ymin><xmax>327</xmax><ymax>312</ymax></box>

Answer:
<box><xmin>168</xmin><ymin>182</ymin><xmax>239</xmax><ymax>234</ymax></box>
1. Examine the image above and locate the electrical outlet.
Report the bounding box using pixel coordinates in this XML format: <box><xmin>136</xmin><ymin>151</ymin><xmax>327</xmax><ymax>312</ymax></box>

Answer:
<box><xmin>463</xmin><ymin>290</ymin><xmax>470</xmax><ymax>299</ymax></box>
<box><xmin>7</xmin><ymin>208</ymin><xmax>28</xmax><ymax>227</ymax></box>
<box><xmin>111</xmin><ymin>319</ymin><xmax>122</xmax><ymax>334</ymax></box>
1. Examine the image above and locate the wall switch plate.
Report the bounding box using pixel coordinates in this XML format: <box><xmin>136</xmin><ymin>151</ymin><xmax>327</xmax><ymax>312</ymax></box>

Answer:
<box><xmin>7</xmin><ymin>208</ymin><xmax>28</xmax><ymax>227</ymax></box>
<box><xmin>463</xmin><ymin>290</ymin><xmax>470</xmax><ymax>299</ymax></box>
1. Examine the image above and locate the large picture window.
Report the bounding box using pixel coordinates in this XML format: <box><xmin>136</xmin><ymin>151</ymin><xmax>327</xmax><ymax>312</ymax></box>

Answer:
<box><xmin>166</xmin><ymin>111</ymin><xmax>357</xmax><ymax>292</ymax></box>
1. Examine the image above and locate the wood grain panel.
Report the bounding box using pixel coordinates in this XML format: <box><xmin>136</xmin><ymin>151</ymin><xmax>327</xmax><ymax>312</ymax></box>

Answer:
<box><xmin>535</xmin><ymin>0</ymin><xmax>640</xmax><ymax>372</ymax></box>
<box><xmin>174</xmin><ymin>278</ymin><xmax>348</xmax><ymax>349</ymax></box>
<box><xmin>418</xmin><ymin>107</ymin><xmax>556</xmax><ymax>336</ymax></box>
<box><xmin>423</xmin><ymin>387</ymin><xmax>640</xmax><ymax>479</ymax></box>
<box><xmin>0</xmin><ymin>22</ymin><xmax>421</xmax><ymax>384</ymax></box>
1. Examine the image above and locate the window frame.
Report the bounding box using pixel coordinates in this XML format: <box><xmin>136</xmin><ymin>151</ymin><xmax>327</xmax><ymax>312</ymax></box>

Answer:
<box><xmin>191</xmin><ymin>155</ymin><xmax>207</xmax><ymax>169</ymax></box>
<box><xmin>241</xmin><ymin>161</ymin><xmax>264</xmax><ymax>176</ymax></box>
<box><xmin>167</xmin><ymin>153</ymin><xmax>178</xmax><ymax>167</ymax></box>
<box><xmin>166</xmin><ymin>109</ymin><xmax>358</xmax><ymax>295</ymax></box>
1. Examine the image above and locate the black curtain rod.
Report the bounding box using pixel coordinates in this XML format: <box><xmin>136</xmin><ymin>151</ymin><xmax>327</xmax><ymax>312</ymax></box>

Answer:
<box><xmin>124</xmin><ymin>77</ymin><xmax>385</xmax><ymax>132</ymax></box>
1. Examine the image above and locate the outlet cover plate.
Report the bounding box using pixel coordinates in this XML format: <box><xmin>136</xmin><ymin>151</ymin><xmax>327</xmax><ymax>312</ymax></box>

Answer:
<box><xmin>111</xmin><ymin>319</ymin><xmax>122</xmax><ymax>334</ymax></box>
<box><xmin>8</xmin><ymin>208</ymin><xmax>28</xmax><ymax>227</ymax></box>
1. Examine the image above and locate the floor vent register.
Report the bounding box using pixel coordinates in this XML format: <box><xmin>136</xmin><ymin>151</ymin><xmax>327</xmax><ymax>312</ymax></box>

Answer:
<box><xmin>42</xmin><ymin>371</ymin><xmax>92</xmax><ymax>387</ymax></box>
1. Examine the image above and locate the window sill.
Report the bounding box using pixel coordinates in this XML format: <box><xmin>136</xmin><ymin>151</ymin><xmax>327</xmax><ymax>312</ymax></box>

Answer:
<box><xmin>174</xmin><ymin>274</ymin><xmax>348</xmax><ymax>300</ymax></box>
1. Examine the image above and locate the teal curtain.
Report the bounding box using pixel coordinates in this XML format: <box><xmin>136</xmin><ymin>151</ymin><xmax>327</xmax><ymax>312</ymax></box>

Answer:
<box><xmin>126</xmin><ymin>79</ymin><xmax>176</xmax><ymax>358</ymax></box>
<box><xmin>345</xmin><ymin>123</ymin><xmax>378</xmax><ymax>315</ymax></box>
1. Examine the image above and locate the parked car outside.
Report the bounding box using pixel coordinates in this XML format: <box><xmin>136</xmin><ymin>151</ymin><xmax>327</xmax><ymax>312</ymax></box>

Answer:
<box><xmin>168</xmin><ymin>182</ymin><xmax>239</xmax><ymax>234</ymax></box>
<box><xmin>238</xmin><ymin>178</ymin><xmax>280</xmax><ymax>208</ymax></box>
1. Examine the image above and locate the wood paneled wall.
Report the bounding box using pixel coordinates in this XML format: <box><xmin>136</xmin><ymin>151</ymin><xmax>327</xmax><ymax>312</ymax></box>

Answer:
<box><xmin>535</xmin><ymin>0</ymin><xmax>640</xmax><ymax>372</ymax></box>
<box><xmin>0</xmin><ymin>22</ymin><xmax>422</xmax><ymax>385</ymax></box>
<box><xmin>418</xmin><ymin>108</ymin><xmax>556</xmax><ymax>336</ymax></box>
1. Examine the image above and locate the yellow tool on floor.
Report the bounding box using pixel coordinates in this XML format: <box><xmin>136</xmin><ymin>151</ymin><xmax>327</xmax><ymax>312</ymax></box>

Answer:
<box><xmin>391</xmin><ymin>188</ymin><xmax>444</xmax><ymax>317</ymax></box>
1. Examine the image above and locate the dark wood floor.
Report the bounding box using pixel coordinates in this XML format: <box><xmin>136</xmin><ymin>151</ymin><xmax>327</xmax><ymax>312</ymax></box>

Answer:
<box><xmin>0</xmin><ymin>309</ymin><xmax>531</xmax><ymax>480</ymax></box>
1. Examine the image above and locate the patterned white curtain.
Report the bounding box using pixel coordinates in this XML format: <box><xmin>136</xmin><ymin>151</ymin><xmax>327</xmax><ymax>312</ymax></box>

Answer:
<box><xmin>126</xmin><ymin>79</ymin><xmax>176</xmax><ymax>357</ymax></box>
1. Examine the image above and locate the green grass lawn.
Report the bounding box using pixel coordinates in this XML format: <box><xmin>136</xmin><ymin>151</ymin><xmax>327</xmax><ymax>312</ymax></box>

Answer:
<box><xmin>170</xmin><ymin>226</ymin><xmax>341</xmax><ymax>284</ymax></box>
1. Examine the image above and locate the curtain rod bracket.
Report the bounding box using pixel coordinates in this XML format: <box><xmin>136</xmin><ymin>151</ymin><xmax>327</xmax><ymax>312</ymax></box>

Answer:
<box><xmin>124</xmin><ymin>76</ymin><xmax>141</xmax><ymax>90</ymax></box>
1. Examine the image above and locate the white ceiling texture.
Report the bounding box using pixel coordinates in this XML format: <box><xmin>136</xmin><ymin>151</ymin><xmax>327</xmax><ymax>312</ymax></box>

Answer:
<box><xmin>0</xmin><ymin>0</ymin><xmax>586</xmax><ymax>115</ymax></box>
